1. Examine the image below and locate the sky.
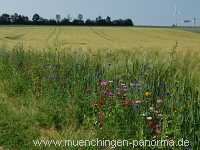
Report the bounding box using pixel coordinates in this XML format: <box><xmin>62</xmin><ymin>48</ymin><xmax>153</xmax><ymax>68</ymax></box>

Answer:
<box><xmin>0</xmin><ymin>0</ymin><xmax>200</xmax><ymax>26</ymax></box>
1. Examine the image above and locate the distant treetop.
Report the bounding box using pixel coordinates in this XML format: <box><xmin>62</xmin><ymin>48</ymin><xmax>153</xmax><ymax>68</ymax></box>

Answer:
<box><xmin>0</xmin><ymin>13</ymin><xmax>134</xmax><ymax>26</ymax></box>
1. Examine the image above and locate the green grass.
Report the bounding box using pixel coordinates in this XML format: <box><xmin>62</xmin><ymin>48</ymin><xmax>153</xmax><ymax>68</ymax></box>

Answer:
<box><xmin>0</xmin><ymin>44</ymin><xmax>199</xmax><ymax>149</ymax></box>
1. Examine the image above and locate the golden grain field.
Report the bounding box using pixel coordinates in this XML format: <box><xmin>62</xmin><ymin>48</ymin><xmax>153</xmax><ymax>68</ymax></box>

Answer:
<box><xmin>0</xmin><ymin>26</ymin><xmax>200</xmax><ymax>52</ymax></box>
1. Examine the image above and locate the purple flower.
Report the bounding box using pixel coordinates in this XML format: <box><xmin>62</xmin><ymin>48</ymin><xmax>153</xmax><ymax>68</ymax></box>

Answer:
<box><xmin>105</xmin><ymin>91</ymin><xmax>114</xmax><ymax>97</ymax></box>
<box><xmin>100</xmin><ymin>80</ymin><xmax>109</xmax><ymax>87</ymax></box>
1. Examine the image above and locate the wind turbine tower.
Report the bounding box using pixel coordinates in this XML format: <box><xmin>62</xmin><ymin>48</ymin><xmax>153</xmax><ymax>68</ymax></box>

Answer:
<box><xmin>173</xmin><ymin>4</ymin><xmax>181</xmax><ymax>26</ymax></box>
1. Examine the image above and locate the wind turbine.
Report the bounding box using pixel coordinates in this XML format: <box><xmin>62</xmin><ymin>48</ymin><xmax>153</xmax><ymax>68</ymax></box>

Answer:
<box><xmin>173</xmin><ymin>4</ymin><xmax>181</xmax><ymax>26</ymax></box>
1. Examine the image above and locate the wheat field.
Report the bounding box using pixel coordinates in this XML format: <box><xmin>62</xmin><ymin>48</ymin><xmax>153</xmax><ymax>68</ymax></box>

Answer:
<box><xmin>0</xmin><ymin>26</ymin><xmax>200</xmax><ymax>51</ymax></box>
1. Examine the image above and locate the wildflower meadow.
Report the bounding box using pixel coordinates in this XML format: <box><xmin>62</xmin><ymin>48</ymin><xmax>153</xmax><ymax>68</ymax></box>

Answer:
<box><xmin>0</xmin><ymin>43</ymin><xmax>199</xmax><ymax>149</ymax></box>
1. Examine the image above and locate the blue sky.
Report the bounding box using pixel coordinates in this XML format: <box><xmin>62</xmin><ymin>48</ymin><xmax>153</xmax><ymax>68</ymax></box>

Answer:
<box><xmin>0</xmin><ymin>0</ymin><xmax>200</xmax><ymax>25</ymax></box>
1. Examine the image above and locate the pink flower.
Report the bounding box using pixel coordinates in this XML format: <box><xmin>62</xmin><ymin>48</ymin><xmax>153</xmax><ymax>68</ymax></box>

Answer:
<box><xmin>100</xmin><ymin>80</ymin><xmax>109</xmax><ymax>87</ymax></box>
<box><xmin>105</xmin><ymin>91</ymin><xmax>114</xmax><ymax>97</ymax></box>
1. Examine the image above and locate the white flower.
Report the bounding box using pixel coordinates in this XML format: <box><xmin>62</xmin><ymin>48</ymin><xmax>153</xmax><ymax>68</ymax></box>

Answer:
<box><xmin>149</xmin><ymin>107</ymin><xmax>154</xmax><ymax>111</ymax></box>
<box><xmin>146</xmin><ymin>116</ymin><xmax>152</xmax><ymax>120</ymax></box>
<box><xmin>135</xmin><ymin>100</ymin><xmax>143</xmax><ymax>104</ymax></box>
<box><xmin>121</xmin><ymin>83</ymin><xmax>126</xmax><ymax>86</ymax></box>
<box><xmin>157</xmin><ymin>99</ymin><xmax>163</xmax><ymax>104</ymax></box>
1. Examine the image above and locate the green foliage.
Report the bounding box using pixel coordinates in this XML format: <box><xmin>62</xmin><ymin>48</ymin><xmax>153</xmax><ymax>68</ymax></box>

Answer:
<box><xmin>0</xmin><ymin>99</ymin><xmax>39</xmax><ymax>150</ymax></box>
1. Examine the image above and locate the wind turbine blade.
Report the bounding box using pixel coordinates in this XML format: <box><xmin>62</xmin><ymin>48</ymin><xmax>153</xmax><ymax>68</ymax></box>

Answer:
<box><xmin>173</xmin><ymin>5</ymin><xmax>177</xmax><ymax>16</ymax></box>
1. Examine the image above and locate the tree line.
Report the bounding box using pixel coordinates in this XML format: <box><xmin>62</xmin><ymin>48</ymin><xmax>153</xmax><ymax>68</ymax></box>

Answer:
<box><xmin>0</xmin><ymin>13</ymin><xmax>134</xmax><ymax>26</ymax></box>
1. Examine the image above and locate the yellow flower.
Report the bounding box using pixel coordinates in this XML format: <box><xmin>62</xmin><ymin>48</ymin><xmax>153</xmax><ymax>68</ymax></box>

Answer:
<box><xmin>144</xmin><ymin>92</ymin><xmax>152</xmax><ymax>97</ymax></box>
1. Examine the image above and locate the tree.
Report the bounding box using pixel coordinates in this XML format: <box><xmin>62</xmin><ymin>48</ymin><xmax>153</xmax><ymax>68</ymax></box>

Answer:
<box><xmin>48</xmin><ymin>19</ymin><xmax>57</xmax><ymax>25</ymax></box>
<box><xmin>0</xmin><ymin>12</ymin><xmax>134</xmax><ymax>26</ymax></box>
<box><xmin>0</xmin><ymin>13</ymin><xmax>10</xmax><ymax>24</ymax></box>
<box><xmin>106</xmin><ymin>16</ymin><xmax>111</xmax><ymax>23</ymax></box>
<box><xmin>10</xmin><ymin>13</ymin><xmax>19</xmax><ymax>23</ymax></box>
<box><xmin>96</xmin><ymin>16</ymin><xmax>102</xmax><ymax>22</ymax></box>
<box><xmin>124</xmin><ymin>19</ymin><xmax>134</xmax><ymax>26</ymax></box>
<box><xmin>56</xmin><ymin>14</ymin><xmax>61</xmax><ymax>23</ymax></box>
<box><xmin>77</xmin><ymin>14</ymin><xmax>83</xmax><ymax>21</ymax></box>
<box><xmin>17</xmin><ymin>15</ymin><xmax>29</xmax><ymax>24</ymax></box>
<box><xmin>85</xmin><ymin>19</ymin><xmax>95</xmax><ymax>25</ymax></box>
<box><xmin>72</xmin><ymin>19</ymin><xmax>84</xmax><ymax>25</ymax></box>
<box><xmin>112</xmin><ymin>18</ymin><xmax>134</xmax><ymax>26</ymax></box>
<box><xmin>8</xmin><ymin>13</ymin><xmax>29</xmax><ymax>24</ymax></box>
<box><xmin>32</xmin><ymin>13</ymin><xmax>40</xmax><ymax>22</ymax></box>
<box><xmin>60</xmin><ymin>18</ymin><xmax>70</xmax><ymax>25</ymax></box>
